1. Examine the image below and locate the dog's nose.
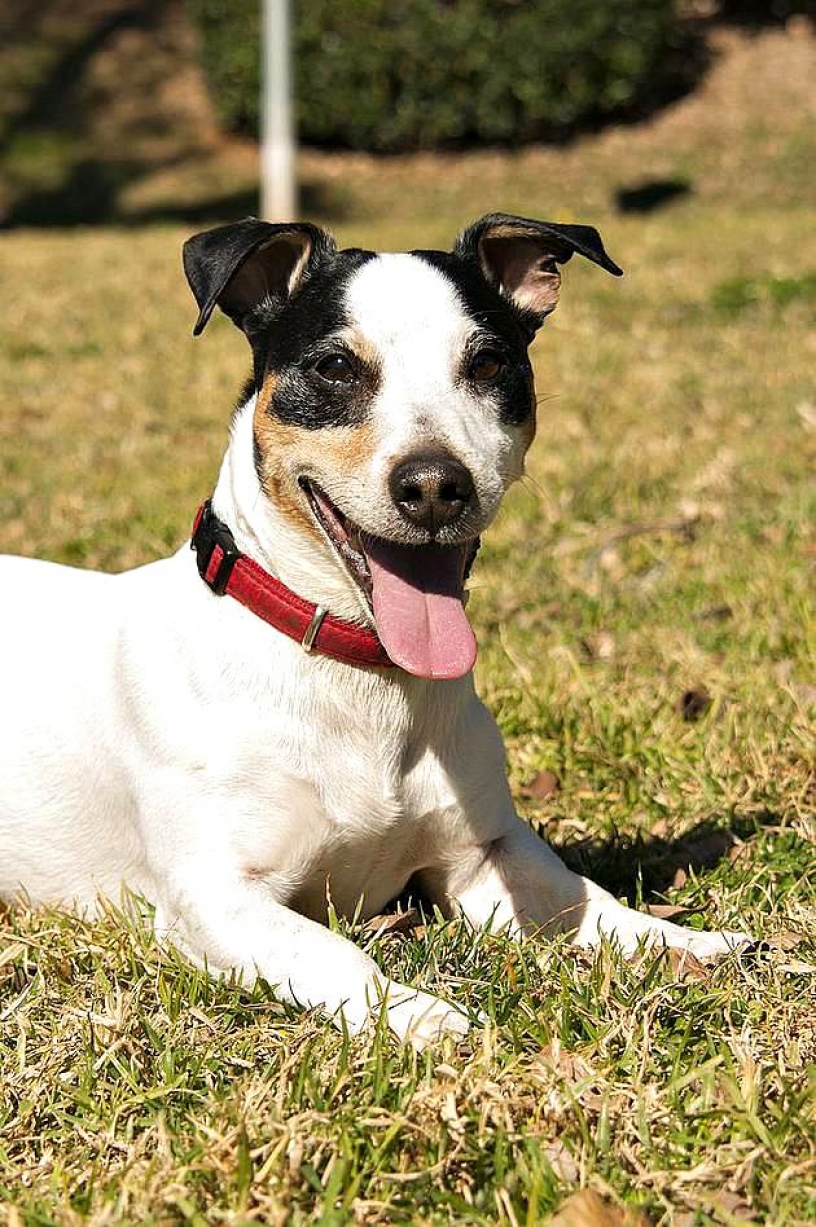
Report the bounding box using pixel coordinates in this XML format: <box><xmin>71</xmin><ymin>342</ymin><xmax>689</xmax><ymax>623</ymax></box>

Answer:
<box><xmin>389</xmin><ymin>453</ymin><xmax>475</xmax><ymax>533</ymax></box>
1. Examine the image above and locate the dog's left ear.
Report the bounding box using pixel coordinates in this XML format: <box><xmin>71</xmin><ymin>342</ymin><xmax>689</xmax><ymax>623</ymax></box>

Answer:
<box><xmin>183</xmin><ymin>217</ymin><xmax>336</xmax><ymax>336</ymax></box>
<box><xmin>456</xmin><ymin>212</ymin><xmax>622</xmax><ymax>331</ymax></box>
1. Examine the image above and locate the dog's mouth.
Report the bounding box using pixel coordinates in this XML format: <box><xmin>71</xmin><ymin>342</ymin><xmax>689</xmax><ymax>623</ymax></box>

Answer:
<box><xmin>300</xmin><ymin>479</ymin><xmax>480</xmax><ymax>680</ymax></box>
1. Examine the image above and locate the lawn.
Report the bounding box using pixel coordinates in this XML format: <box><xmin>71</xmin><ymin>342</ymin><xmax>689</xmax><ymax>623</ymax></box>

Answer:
<box><xmin>1</xmin><ymin>23</ymin><xmax>815</xmax><ymax>1226</ymax></box>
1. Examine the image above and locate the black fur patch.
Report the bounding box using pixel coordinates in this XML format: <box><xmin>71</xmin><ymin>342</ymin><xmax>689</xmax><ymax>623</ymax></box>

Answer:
<box><xmin>235</xmin><ymin>374</ymin><xmax>256</xmax><ymax>418</ymax></box>
<box><xmin>411</xmin><ymin>249</ymin><xmax>536</xmax><ymax>426</ymax></box>
<box><xmin>252</xmin><ymin>428</ymin><xmax>264</xmax><ymax>483</ymax></box>
<box><xmin>246</xmin><ymin>249</ymin><xmax>379</xmax><ymax>430</ymax></box>
<box><xmin>244</xmin><ymin>241</ymin><xmax>535</xmax><ymax>431</ymax></box>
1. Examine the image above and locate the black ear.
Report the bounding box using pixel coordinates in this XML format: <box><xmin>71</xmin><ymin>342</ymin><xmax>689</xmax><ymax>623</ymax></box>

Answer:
<box><xmin>456</xmin><ymin>212</ymin><xmax>622</xmax><ymax>330</ymax></box>
<box><xmin>182</xmin><ymin>218</ymin><xmax>337</xmax><ymax>336</ymax></box>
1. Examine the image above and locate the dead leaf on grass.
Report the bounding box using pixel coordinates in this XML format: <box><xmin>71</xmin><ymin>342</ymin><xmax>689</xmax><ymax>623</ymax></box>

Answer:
<box><xmin>707</xmin><ymin>1189</ymin><xmax>756</xmax><ymax>1222</ymax></box>
<box><xmin>363</xmin><ymin>908</ymin><xmax>421</xmax><ymax>937</ymax></box>
<box><xmin>580</xmin><ymin>631</ymin><xmax>616</xmax><ymax>662</ymax></box>
<box><xmin>694</xmin><ymin>603</ymin><xmax>733</xmax><ymax>622</ymax></box>
<box><xmin>772</xmin><ymin>659</ymin><xmax>794</xmax><ymax>685</ymax></box>
<box><xmin>550</xmin><ymin>1189</ymin><xmax>652</xmax><ymax>1227</ymax></box>
<box><xmin>434</xmin><ymin>1062</ymin><xmax>458</xmax><ymax>1080</ymax></box>
<box><xmin>765</xmin><ymin>930</ymin><xmax>806</xmax><ymax>951</ymax></box>
<box><xmin>667</xmin><ymin>948</ymin><xmax>710</xmax><ymax>981</ymax></box>
<box><xmin>532</xmin><ymin>1044</ymin><xmax>592</xmax><ymax>1083</ymax></box>
<box><xmin>678</xmin><ymin>687</ymin><xmax>712</xmax><ymax>721</ymax></box>
<box><xmin>520</xmin><ymin>769</ymin><xmax>561</xmax><ymax>800</ymax></box>
<box><xmin>541</xmin><ymin>1138</ymin><xmax>579</xmax><ymax>1183</ymax></box>
<box><xmin>645</xmin><ymin>903</ymin><xmax>703</xmax><ymax>921</ymax></box>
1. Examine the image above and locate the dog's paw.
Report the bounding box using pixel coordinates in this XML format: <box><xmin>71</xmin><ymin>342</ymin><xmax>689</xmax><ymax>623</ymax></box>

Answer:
<box><xmin>384</xmin><ymin>984</ymin><xmax>471</xmax><ymax>1050</ymax></box>
<box><xmin>624</xmin><ymin>921</ymin><xmax>754</xmax><ymax>961</ymax></box>
<box><xmin>581</xmin><ymin>904</ymin><xmax>754</xmax><ymax>961</ymax></box>
<box><xmin>671</xmin><ymin>927</ymin><xmax>754</xmax><ymax>960</ymax></box>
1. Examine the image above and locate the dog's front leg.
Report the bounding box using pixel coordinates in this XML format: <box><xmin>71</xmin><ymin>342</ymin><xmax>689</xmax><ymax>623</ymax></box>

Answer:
<box><xmin>423</xmin><ymin>814</ymin><xmax>751</xmax><ymax>959</ymax></box>
<box><xmin>156</xmin><ymin>877</ymin><xmax>470</xmax><ymax>1049</ymax></box>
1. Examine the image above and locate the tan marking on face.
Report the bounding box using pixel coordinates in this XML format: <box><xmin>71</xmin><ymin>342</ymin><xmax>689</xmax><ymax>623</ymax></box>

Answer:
<box><xmin>253</xmin><ymin>371</ymin><xmax>378</xmax><ymax>540</ymax></box>
<box><xmin>253</xmin><ymin>374</ymin><xmax>319</xmax><ymax>541</ymax></box>
<box><xmin>334</xmin><ymin>326</ymin><xmax>382</xmax><ymax>374</ymax></box>
<box><xmin>309</xmin><ymin>417</ymin><xmax>379</xmax><ymax>477</ymax></box>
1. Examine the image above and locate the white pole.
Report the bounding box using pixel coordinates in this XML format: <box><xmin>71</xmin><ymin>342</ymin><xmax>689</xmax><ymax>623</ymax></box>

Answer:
<box><xmin>261</xmin><ymin>0</ymin><xmax>297</xmax><ymax>221</ymax></box>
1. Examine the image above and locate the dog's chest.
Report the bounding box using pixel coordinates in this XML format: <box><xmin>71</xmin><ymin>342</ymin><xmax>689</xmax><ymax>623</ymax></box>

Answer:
<box><xmin>223</xmin><ymin>671</ymin><xmax>465</xmax><ymax>921</ymax></box>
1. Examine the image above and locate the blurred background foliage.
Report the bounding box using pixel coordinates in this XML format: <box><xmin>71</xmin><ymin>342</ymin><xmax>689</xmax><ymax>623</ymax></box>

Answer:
<box><xmin>189</xmin><ymin>0</ymin><xmax>689</xmax><ymax>151</ymax></box>
<box><xmin>0</xmin><ymin>0</ymin><xmax>812</xmax><ymax>227</ymax></box>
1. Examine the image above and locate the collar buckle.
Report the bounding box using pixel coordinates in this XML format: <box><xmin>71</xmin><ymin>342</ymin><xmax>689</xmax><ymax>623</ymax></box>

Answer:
<box><xmin>189</xmin><ymin>498</ymin><xmax>393</xmax><ymax>669</ymax></box>
<box><xmin>191</xmin><ymin>499</ymin><xmax>240</xmax><ymax>595</ymax></box>
<box><xmin>301</xmin><ymin>605</ymin><xmax>328</xmax><ymax>653</ymax></box>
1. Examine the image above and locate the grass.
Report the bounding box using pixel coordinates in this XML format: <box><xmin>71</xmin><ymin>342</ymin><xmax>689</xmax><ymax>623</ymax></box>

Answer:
<box><xmin>1</xmin><ymin>24</ymin><xmax>816</xmax><ymax>1226</ymax></box>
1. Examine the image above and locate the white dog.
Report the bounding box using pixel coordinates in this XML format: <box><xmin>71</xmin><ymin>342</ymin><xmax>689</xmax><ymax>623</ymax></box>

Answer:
<box><xmin>0</xmin><ymin>214</ymin><xmax>750</xmax><ymax>1047</ymax></box>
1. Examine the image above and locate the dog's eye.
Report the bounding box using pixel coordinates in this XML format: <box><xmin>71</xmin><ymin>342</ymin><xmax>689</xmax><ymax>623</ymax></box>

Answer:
<box><xmin>469</xmin><ymin>349</ymin><xmax>505</xmax><ymax>383</ymax></box>
<box><xmin>314</xmin><ymin>353</ymin><xmax>356</xmax><ymax>385</ymax></box>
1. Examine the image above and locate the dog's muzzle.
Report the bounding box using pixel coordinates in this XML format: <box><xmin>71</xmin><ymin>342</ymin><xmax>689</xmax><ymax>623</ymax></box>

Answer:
<box><xmin>389</xmin><ymin>452</ymin><xmax>475</xmax><ymax>535</ymax></box>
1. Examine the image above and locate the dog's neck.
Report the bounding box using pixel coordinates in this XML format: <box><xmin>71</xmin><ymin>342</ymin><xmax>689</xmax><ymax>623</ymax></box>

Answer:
<box><xmin>211</xmin><ymin>397</ymin><xmax>374</xmax><ymax>626</ymax></box>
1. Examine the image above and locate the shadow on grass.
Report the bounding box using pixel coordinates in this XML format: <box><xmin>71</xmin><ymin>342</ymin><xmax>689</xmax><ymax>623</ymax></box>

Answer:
<box><xmin>3</xmin><ymin>163</ymin><xmax>344</xmax><ymax>229</ymax></box>
<box><xmin>615</xmin><ymin>178</ymin><xmax>692</xmax><ymax>214</ymax></box>
<box><xmin>555</xmin><ymin>813</ymin><xmax>776</xmax><ymax>902</ymax></box>
<box><xmin>2</xmin><ymin>1</ymin><xmax>163</xmax><ymax>133</ymax></box>
<box><xmin>391</xmin><ymin>816</ymin><xmax>775</xmax><ymax>925</ymax></box>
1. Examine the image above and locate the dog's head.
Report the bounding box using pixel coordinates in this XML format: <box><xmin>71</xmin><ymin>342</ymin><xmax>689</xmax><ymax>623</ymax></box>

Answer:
<box><xmin>183</xmin><ymin>214</ymin><xmax>621</xmax><ymax>679</ymax></box>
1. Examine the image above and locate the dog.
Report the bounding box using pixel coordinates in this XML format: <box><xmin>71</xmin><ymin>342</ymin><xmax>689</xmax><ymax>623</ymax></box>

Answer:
<box><xmin>0</xmin><ymin>213</ymin><xmax>751</xmax><ymax>1048</ymax></box>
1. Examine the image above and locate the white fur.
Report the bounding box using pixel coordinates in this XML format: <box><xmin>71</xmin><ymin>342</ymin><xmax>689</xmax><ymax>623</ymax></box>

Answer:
<box><xmin>0</xmin><ymin>266</ymin><xmax>751</xmax><ymax>1048</ymax></box>
<box><xmin>297</xmin><ymin>255</ymin><xmax>529</xmax><ymax>568</ymax></box>
<box><xmin>349</xmin><ymin>255</ymin><xmax>529</xmax><ymax>514</ymax></box>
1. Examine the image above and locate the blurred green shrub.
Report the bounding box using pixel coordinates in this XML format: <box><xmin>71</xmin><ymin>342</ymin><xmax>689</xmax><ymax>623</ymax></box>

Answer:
<box><xmin>712</xmin><ymin>271</ymin><xmax>816</xmax><ymax>317</ymax></box>
<box><xmin>188</xmin><ymin>0</ymin><xmax>686</xmax><ymax>151</ymax></box>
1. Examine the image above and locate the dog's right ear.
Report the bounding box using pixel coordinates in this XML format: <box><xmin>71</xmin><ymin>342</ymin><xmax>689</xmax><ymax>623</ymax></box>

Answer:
<box><xmin>182</xmin><ymin>218</ymin><xmax>336</xmax><ymax>336</ymax></box>
<box><xmin>456</xmin><ymin>213</ymin><xmax>622</xmax><ymax>333</ymax></box>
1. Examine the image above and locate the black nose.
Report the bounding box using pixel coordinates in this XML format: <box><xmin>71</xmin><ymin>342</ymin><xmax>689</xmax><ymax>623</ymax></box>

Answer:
<box><xmin>389</xmin><ymin>453</ymin><xmax>475</xmax><ymax>533</ymax></box>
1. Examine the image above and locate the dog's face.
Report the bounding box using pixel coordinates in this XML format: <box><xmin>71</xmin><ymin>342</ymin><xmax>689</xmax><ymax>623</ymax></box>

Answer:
<box><xmin>184</xmin><ymin>215</ymin><xmax>621</xmax><ymax>678</ymax></box>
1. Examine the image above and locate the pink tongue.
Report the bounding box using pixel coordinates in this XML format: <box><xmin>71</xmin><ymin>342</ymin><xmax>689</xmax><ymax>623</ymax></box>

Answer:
<box><xmin>362</xmin><ymin>537</ymin><xmax>477</xmax><ymax>679</ymax></box>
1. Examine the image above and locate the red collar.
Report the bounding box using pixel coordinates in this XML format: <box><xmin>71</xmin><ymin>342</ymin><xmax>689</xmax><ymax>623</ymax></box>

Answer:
<box><xmin>191</xmin><ymin>500</ymin><xmax>393</xmax><ymax>669</ymax></box>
